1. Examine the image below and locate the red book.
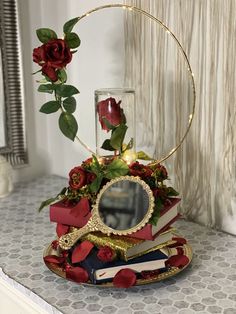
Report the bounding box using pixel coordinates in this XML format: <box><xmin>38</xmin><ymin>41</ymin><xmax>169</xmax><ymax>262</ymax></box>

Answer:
<box><xmin>130</xmin><ymin>198</ymin><xmax>181</xmax><ymax>241</ymax></box>
<box><xmin>50</xmin><ymin>198</ymin><xmax>91</xmax><ymax>228</ymax></box>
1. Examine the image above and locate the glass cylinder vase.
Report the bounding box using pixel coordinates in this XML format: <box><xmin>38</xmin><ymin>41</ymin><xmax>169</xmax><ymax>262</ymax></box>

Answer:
<box><xmin>95</xmin><ymin>88</ymin><xmax>136</xmax><ymax>163</ymax></box>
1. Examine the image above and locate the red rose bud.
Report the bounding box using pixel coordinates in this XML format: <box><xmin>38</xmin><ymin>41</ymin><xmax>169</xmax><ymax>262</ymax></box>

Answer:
<box><xmin>72</xmin><ymin>240</ymin><xmax>94</xmax><ymax>263</ymax></box>
<box><xmin>33</xmin><ymin>39</ymin><xmax>72</xmax><ymax>81</ymax></box>
<box><xmin>97</xmin><ymin>97</ymin><xmax>123</xmax><ymax>131</ymax></box>
<box><xmin>56</xmin><ymin>224</ymin><xmax>70</xmax><ymax>237</ymax></box>
<box><xmin>86</xmin><ymin>172</ymin><xmax>96</xmax><ymax>184</ymax></box>
<box><xmin>129</xmin><ymin>162</ymin><xmax>153</xmax><ymax>178</ymax></box>
<box><xmin>166</xmin><ymin>255</ymin><xmax>189</xmax><ymax>269</ymax></box>
<box><xmin>97</xmin><ymin>246</ymin><xmax>116</xmax><ymax>262</ymax></box>
<box><xmin>154</xmin><ymin>164</ymin><xmax>168</xmax><ymax>180</ymax></box>
<box><xmin>113</xmin><ymin>268</ymin><xmax>137</xmax><ymax>288</ymax></box>
<box><xmin>69</xmin><ymin>166</ymin><xmax>86</xmax><ymax>190</ymax></box>
<box><xmin>66</xmin><ymin>266</ymin><xmax>89</xmax><ymax>283</ymax></box>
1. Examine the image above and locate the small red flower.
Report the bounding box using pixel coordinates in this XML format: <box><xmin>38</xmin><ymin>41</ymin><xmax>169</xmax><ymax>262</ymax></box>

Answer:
<box><xmin>97</xmin><ymin>97</ymin><xmax>124</xmax><ymax>131</ymax></box>
<box><xmin>97</xmin><ymin>246</ymin><xmax>116</xmax><ymax>262</ymax></box>
<box><xmin>129</xmin><ymin>162</ymin><xmax>153</xmax><ymax>178</ymax></box>
<box><xmin>69</xmin><ymin>166</ymin><xmax>86</xmax><ymax>190</ymax></box>
<box><xmin>86</xmin><ymin>172</ymin><xmax>97</xmax><ymax>184</ymax></box>
<box><xmin>33</xmin><ymin>39</ymin><xmax>72</xmax><ymax>81</ymax></box>
<box><xmin>153</xmin><ymin>164</ymin><xmax>168</xmax><ymax>180</ymax></box>
<box><xmin>113</xmin><ymin>268</ymin><xmax>137</xmax><ymax>288</ymax></box>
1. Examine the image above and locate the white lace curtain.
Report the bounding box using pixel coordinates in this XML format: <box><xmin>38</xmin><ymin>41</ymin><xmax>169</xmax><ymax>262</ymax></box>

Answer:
<box><xmin>124</xmin><ymin>0</ymin><xmax>236</xmax><ymax>234</ymax></box>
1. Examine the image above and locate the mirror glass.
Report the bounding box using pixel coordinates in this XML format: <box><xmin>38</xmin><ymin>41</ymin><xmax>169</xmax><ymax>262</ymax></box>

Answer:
<box><xmin>98</xmin><ymin>180</ymin><xmax>150</xmax><ymax>231</ymax></box>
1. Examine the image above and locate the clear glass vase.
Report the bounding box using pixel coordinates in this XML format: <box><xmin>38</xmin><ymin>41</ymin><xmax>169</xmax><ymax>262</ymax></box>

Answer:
<box><xmin>95</xmin><ymin>88</ymin><xmax>136</xmax><ymax>164</ymax></box>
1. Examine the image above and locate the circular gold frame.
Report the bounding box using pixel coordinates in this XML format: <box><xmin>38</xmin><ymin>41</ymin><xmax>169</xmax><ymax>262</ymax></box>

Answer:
<box><xmin>75</xmin><ymin>4</ymin><xmax>196</xmax><ymax>163</ymax></box>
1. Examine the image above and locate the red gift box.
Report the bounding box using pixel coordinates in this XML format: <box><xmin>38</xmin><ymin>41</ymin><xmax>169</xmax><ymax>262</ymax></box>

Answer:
<box><xmin>50</xmin><ymin>198</ymin><xmax>91</xmax><ymax>228</ymax></box>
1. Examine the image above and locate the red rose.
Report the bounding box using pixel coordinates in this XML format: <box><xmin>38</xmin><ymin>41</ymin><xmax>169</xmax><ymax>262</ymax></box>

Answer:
<box><xmin>69</xmin><ymin>166</ymin><xmax>86</xmax><ymax>190</ymax></box>
<box><xmin>97</xmin><ymin>246</ymin><xmax>115</xmax><ymax>262</ymax></box>
<box><xmin>86</xmin><ymin>172</ymin><xmax>96</xmax><ymax>184</ymax></box>
<box><xmin>113</xmin><ymin>268</ymin><xmax>137</xmax><ymax>288</ymax></box>
<box><xmin>153</xmin><ymin>164</ymin><xmax>168</xmax><ymax>180</ymax></box>
<box><xmin>97</xmin><ymin>97</ymin><xmax>124</xmax><ymax>131</ymax></box>
<box><xmin>33</xmin><ymin>39</ymin><xmax>72</xmax><ymax>81</ymax></box>
<box><xmin>129</xmin><ymin>162</ymin><xmax>152</xmax><ymax>178</ymax></box>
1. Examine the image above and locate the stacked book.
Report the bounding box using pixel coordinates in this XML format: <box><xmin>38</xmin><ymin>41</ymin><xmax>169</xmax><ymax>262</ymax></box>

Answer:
<box><xmin>69</xmin><ymin>198</ymin><xmax>182</xmax><ymax>284</ymax></box>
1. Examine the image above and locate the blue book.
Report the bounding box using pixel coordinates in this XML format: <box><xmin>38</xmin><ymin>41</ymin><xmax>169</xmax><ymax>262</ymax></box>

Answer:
<box><xmin>80</xmin><ymin>248</ymin><xmax>168</xmax><ymax>284</ymax></box>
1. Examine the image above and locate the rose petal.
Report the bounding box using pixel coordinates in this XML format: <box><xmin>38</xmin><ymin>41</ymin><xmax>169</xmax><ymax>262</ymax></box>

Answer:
<box><xmin>42</xmin><ymin>64</ymin><xmax>57</xmax><ymax>81</ymax></box>
<box><xmin>166</xmin><ymin>255</ymin><xmax>189</xmax><ymax>269</ymax></box>
<box><xmin>66</xmin><ymin>266</ymin><xmax>89</xmax><ymax>283</ymax></box>
<box><xmin>56</xmin><ymin>224</ymin><xmax>70</xmax><ymax>237</ymax></box>
<box><xmin>44</xmin><ymin>255</ymin><xmax>65</xmax><ymax>264</ymax></box>
<box><xmin>72</xmin><ymin>240</ymin><xmax>94</xmax><ymax>264</ymax></box>
<box><xmin>113</xmin><ymin>268</ymin><xmax>137</xmax><ymax>288</ymax></box>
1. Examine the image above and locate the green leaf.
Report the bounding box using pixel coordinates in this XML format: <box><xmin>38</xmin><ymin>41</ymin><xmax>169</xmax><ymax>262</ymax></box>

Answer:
<box><xmin>36</xmin><ymin>28</ymin><xmax>57</xmax><ymax>43</ymax></box>
<box><xmin>38</xmin><ymin>84</ymin><xmax>55</xmax><ymax>94</ymax></box>
<box><xmin>105</xmin><ymin>159</ymin><xmax>129</xmax><ymax>179</ymax></box>
<box><xmin>122</xmin><ymin>138</ymin><xmax>134</xmax><ymax>152</ymax></box>
<box><xmin>38</xmin><ymin>197</ymin><xmax>57</xmax><ymax>212</ymax></box>
<box><xmin>110</xmin><ymin>124</ymin><xmax>128</xmax><ymax>150</ymax></box>
<box><xmin>167</xmin><ymin>187</ymin><xmax>179</xmax><ymax>197</ymax></box>
<box><xmin>65</xmin><ymin>32</ymin><xmax>81</xmax><ymax>48</ymax></box>
<box><xmin>57</xmin><ymin>69</ymin><xmax>67</xmax><ymax>83</ymax></box>
<box><xmin>137</xmin><ymin>151</ymin><xmax>154</xmax><ymax>161</ymax></box>
<box><xmin>101</xmin><ymin>139</ymin><xmax>116</xmax><ymax>151</ymax></box>
<box><xmin>90</xmin><ymin>155</ymin><xmax>102</xmax><ymax>176</ymax></box>
<box><xmin>59</xmin><ymin>112</ymin><xmax>78</xmax><ymax>141</ymax></box>
<box><xmin>63</xmin><ymin>17</ymin><xmax>79</xmax><ymax>34</ymax></box>
<box><xmin>102</xmin><ymin>118</ymin><xmax>116</xmax><ymax>131</ymax></box>
<box><xmin>56</xmin><ymin>84</ymin><xmax>79</xmax><ymax>97</ymax></box>
<box><xmin>89</xmin><ymin>175</ymin><xmax>103</xmax><ymax>193</ymax></box>
<box><xmin>63</xmin><ymin>97</ymin><xmax>76</xmax><ymax>113</ymax></box>
<box><xmin>149</xmin><ymin>198</ymin><xmax>163</xmax><ymax>225</ymax></box>
<box><xmin>39</xmin><ymin>101</ymin><xmax>60</xmax><ymax>114</ymax></box>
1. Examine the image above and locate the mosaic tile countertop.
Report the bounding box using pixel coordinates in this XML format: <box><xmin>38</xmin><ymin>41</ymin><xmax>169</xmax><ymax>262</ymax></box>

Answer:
<box><xmin>0</xmin><ymin>175</ymin><xmax>236</xmax><ymax>314</ymax></box>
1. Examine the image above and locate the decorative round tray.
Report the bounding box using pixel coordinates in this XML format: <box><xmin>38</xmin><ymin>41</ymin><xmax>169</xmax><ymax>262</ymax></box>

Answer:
<box><xmin>43</xmin><ymin>240</ymin><xmax>192</xmax><ymax>287</ymax></box>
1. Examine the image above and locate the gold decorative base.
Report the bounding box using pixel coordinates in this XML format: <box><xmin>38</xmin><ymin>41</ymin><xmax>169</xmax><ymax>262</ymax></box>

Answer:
<box><xmin>43</xmin><ymin>240</ymin><xmax>193</xmax><ymax>287</ymax></box>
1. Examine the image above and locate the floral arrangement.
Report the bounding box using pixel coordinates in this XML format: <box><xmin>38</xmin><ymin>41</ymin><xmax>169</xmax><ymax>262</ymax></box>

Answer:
<box><xmin>33</xmin><ymin>17</ymin><xmax>185</xmax><ymax>288</ymax></box>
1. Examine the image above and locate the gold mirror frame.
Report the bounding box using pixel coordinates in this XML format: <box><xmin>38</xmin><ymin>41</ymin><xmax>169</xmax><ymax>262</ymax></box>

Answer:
<box><xmin>59</xmin><ymin>176</ymin><xmax>155</xmax><ymax>250</ymax></box>
<box><xmin>73</xmin><ymin>4</ymin><xmax>196</xmax><ymax>164</ymax></box>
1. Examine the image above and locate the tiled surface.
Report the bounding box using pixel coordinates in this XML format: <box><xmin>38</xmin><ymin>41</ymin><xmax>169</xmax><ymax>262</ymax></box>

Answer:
<box><xmin>0</xmin><ymin>175</ymin><xmax>236</xmax><ymax>314</ymax></box>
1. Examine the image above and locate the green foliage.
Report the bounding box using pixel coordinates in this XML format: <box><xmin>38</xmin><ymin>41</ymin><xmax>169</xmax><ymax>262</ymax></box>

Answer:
<box><xmin>38</xmin><ymin>84</ymin><xmax>55</xmax><ymax>94</ymax></box>
<box><xmin>56</xmin><ymin>84</ymin><xmax>79</xmax><ymax>97</ymax></box>
<box><xmin>137</xmin><ymin>151</ymin><xmax>154</xmax><ymax>161</ymax></box>
<box><xmin>110</xmin><ymin>124</ymin><xmax>128</xmax><ymax>150</ymax></box>
<box><xmin>36</xmin><ymin>28</ymin><xmax>57</xmax><ymax>43</ymax></box>
<box><xmin>59</xmin><ymin>112</ymin><xmax>78</xmax><ymax>141</ymax></box>
<box><xmin>63</xmin><ymin>97</ymin><xmax>76</xmax><ymax>113</ymax></box>
<box><xmin>57</xmin><ymin>69</ymin><xmax>67</xmax><ymax>83</ymax></box>
<box><xmin>149</xmin><ymin>198</ymin><xmax>163</xmax><ymax>225</ymax></box>
<box><xmin>101</xmin><ymin>139</ymin><xmax>116</xmax><ymax>151</ymax></box>
<box><xmin>65</xmin><ymin>32</ymin><xmax>81</xmax><ymax>48</ymax></box>
<box><xmin>167</xmin><ymin>187</ymin><xmax>179</xmax><ymax>197</ymax></box>
<box><xmin>38</xmin><ymin>187</ymin><xmax>67</xmax><ymax>212</ymax></box>
<box><xmin>89</xmin><ymin>175</ymin><xmax>103</xmax><ymax>193</ymax></box>
<box><xmin>102</xmin><ymin>118</ymin><xmax>116</xmax><ymax>131</ymax></box>
<box><xmin>105</xmin><ymin>159</ymin><xmax>129</xmax><ymax>179</ymax></box>
<box><xmin>63</xmin><ymin>17</ymin><xmax>79</xmax><ymax>34</ymax></box>
<box><xmin>40</xmin><ymin>101</ymin><xmax>60</xmax><ymax>114</ymax></box>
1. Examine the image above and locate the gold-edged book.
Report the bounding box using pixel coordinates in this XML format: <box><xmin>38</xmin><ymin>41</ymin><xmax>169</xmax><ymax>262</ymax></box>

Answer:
<box><xmin>82</xmin><ymin>228</ymin><xmax>176</xmax><ymax>261</ymax></box>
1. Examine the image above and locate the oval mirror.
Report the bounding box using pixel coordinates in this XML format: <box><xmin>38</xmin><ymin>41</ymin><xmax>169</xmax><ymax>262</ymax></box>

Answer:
<box><xmin>59</xmin><ymin>176</ymin><xmax>154</xmax><ymax>250</ymax></box>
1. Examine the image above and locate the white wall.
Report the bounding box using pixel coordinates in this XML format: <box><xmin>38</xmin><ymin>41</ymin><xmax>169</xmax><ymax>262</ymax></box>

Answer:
<box><xmin>15</xmin><ymin>0</ymin><xmax>124</xmax><ymax>181</ymax></box>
